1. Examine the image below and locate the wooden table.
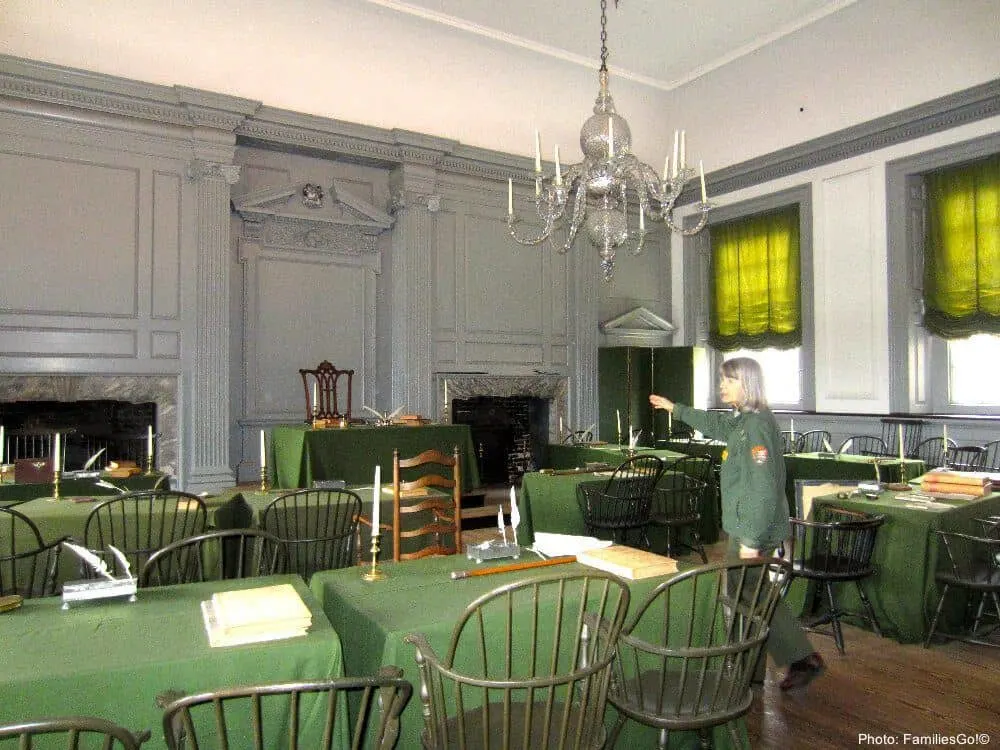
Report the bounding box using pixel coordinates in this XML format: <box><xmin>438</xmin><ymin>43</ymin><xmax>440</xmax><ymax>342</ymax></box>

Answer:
<box><xmin>270</xmin><ymin>423</ymin><xmax>480</xmax><ymax>491</ymax></box>
<box><xmin>784</xmin><ymin>453</ymin><xmax>925</xmax><ymax>515</ymax></box>
<box><xmin>0</xmin><ymin>472</ymin><xmax>168</xmax><ymax>507</ymax></box>
<box><xmin>788</xmin><ymin>488</ymin><xmax>1000</xmax><ymax>643</ymax></box>
<box><xmin>518</xmin><ymin>464</ymin><xmax>720</xmax><ymax>547</ymax></box>
<box><xmin>0</xmin><ymin>574</ymin><xmax>345</xmax><ymax>749</ymax></box>
<box><xmin>309</xmin><ymin>554</ymin><xmax>746</xmax><ymax>749</ymax></box>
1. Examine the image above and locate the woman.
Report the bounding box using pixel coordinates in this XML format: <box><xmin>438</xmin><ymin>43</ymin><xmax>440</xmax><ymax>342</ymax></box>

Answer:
<box><xmin>649</xmin><ymin>356</ymin><xmax>824</xmax><ymax>691</ymax></box>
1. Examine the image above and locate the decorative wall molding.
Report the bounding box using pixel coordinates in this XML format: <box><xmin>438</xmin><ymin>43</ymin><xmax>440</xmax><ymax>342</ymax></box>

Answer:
<box><xmin>5</xmin><ymin>53</ymin><xmax>995</xmax><ymax>194</ymax></box>
<box><xmin>599</xmin><ymin>306</ymin><xmax>676</xmax><ymax>347</ymax></box>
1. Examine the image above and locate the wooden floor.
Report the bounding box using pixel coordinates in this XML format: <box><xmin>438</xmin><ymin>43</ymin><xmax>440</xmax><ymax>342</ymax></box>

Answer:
<box><xmin>711</xmin><ymin>538</ymin><xmax>1000</xmax><ymax>749</ymax></box>
<box><xmin>465</xmin><ymin>528</ymin><xmax>1000</xmax><ymax>747</ymax></box>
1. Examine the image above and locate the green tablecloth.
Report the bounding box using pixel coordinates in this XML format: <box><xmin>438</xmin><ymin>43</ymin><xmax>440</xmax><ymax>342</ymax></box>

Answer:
<box><xmin>309</xmin><ymin>554</ymin><xmax>745</xmax><ymax>749</ymax></box>
<box><xmin>0</xmin><ymin>472</ymin><xmax>169</xmax><ymax>507</ymax></box>
<box><xmin>0</xmin><ymin>574</ymin><xmax>345</xmax><ymax>749</ymax></box>
<box><xmin>11</xmin><ymin>485</ymin><xmax>192</xmax><ymax>586</ymax></box>
<box><xmin>784</xmin><ymin>453</ymin><xmax>925</xmax><ymax>515</ymax></box>
<box><xmin>270</xmin><ymin>423</ymin><xmax>480</xmax><ymax>491</ymax></box>
<box><xmin>519</xmin><ymin>465</ymin><xmax>720</xmax><ymax>547</ymax></box>
<box><xmin>546</xmin><ymin>443</ymin><xmax>685</xmax><ymax>471</ymax></box>
<box><xmin>787</xmin><ymin>490</ymin><xmax>1000</xmax><ymax>644</ymax></box>
<box><xmin>659</xmin><ymin>439</ymin><xmax>727</xmax><ymax>464</ymax></box>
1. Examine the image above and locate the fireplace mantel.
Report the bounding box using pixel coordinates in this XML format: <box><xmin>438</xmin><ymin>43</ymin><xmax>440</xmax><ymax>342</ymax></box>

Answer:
<box><xmin>439</xmin><ymin>374</ymin><xmax>568</xmax><ymax>442</ymax></box>
<box><xmin>0</xmin><ymin>375</ymin><xmax>178</xmax><ymax>477</ymax></box>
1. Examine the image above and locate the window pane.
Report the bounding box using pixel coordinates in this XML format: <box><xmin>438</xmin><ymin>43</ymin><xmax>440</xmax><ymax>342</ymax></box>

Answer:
<box><xmin>948</xmin><ymin>334</ymin><xmax>1000</xmax><ymax>406</ymax></box>
<box><xmin>723</xmin><ymin>348</ymin><xmax>801</xmax><ymax>405</ymax></box>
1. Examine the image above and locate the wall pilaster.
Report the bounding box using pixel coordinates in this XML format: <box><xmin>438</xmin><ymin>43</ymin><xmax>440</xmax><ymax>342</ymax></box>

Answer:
<box><xmin>186</xmin><ymin>158</ymin><xmax>240</xmax><ymax>491</ymax></box>
<box><xmin>388</xmin><ymin>163</ymin><xmax>438</xmax><ymax>418</ymax></box>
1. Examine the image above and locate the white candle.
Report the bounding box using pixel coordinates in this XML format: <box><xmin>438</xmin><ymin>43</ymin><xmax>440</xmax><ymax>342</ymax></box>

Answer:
<box><xmin>147</xmin><ymin>425</ymin><xmax>154</xmax><ymax>458</ymax></box>
<box><xmin>534</xmin><ymin>130</ymin><xmax>541</xmax><ymax>173</ymax></box>
<box><xmin>497</xmin><ymin>505</ymin><xmax>504</xmax><ymax>534</ymax></box>
<box><xmin>444</xmin><ymin>380</ymin><xmax>449</xmax><ymax>407</ymax></box>
<box><xmin>259</xmin><ymin>429</ymin><xmax>267</xmax><ymax>468</ymax></box>
<box><xmin>699</xmin><ymin>160</ymin><xmax>707</xmax><ymax>202</ymax></box>
<box><xmin>507</xmin><ymin>178</ymin><xmax>513</xmax><ymax>216</ymax></box>
<box><xmin>663</xmin><ymin>156</ymin><xmax>670</xmax><ymax>182</ymax></box>
<box><xmin>608</xmin><ymin>117</ymin><xmax>615</xmax><ymax>159</ymax></box>
<box><xmin>559</xmin><ymin>416</ymin><xmax>564</xmax><ymax>435</ymax></box>
<box><xmin>53</xmin><ymin>432</ymin><xmax>60</xmax><ymax>473</ymax></box>
<box><xmin>312</xmin><ymin>382</ymin><xmax>319</xmax><ymax>413</ymax></box>
<box><xmin>671</xmin><ymin>131</ymin><xmax>679</xmax><ymax>177</ymax></box>
<box><xmin>898</xmin><ymin>425</ymin><xmax>905</xmax><ymax>461</ymax></box>
<box><xmin>790</xmin><ymin>418</ymin><xmax>795</xmax><ymax>435</ymax></box>
<box><xmin>554</xmin><ymin>145</ymin><xmax>562</xmax><ymax>185</ymax></box>
<box><xmin>943</xmin><ymin>423</ymin><xmax>948</xmax><ymax>445</ymax></box>
<box><xmin>679</xmin><ymin>130</ymin><xmax>686</xmax><ymax>171</ymax></box>
<box><xmin>616</xmin><ymin>409</ymin><xmax>622</xmax><ymax>437</ymax></box>
<box><xmin>668</xmin><ymin>411</ymin><xmax>673</xmax><ymax>435</ymax></box>
<box><xmin>639</xmin><ymin>206</ymin><xmax>645</xmax><ymax>233</ymax></box>
<box><xmin>371</xmin><ymin>465</ymin><xmax>381</xmax><ymax>531</ymax></box>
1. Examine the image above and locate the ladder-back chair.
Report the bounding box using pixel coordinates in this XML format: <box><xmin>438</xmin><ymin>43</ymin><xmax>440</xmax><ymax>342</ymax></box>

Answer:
<box><xmin>392</xmin><ymin>446</ymin><xmax>462</xmax><ymax>561</ymax></box>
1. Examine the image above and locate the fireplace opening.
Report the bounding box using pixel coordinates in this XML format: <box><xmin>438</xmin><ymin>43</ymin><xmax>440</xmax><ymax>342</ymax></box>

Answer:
<box><xmin>451</xmin><ymin>396</ymin><xmax>549</xmax><ymax>486</ymax></box>
<box><xmin>0</xmin><ymin>400</ymin><xmax>157</xmax><ymax>470</ymax></box>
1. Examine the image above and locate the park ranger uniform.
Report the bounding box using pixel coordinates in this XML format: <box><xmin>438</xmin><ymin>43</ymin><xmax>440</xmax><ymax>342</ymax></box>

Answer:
<box><xmin>671</xmin><ymin>403</ymin><xmax>814</xmax><ymax>667</ymax></box>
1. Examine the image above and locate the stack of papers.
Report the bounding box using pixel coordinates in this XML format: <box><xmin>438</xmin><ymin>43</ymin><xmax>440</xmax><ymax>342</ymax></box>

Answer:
<box><xmin>201</xmin><ymin>583</ymin><xmax>312</xmax><ymax>648</ymax></box>
<box><xmin>531</xmin><ymin>532</ymin><xmax>612</xmax><ymax>558</ymax></box>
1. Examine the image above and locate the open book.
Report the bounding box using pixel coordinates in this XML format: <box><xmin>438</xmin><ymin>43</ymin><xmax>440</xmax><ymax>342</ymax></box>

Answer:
<box><xmin>201</xmin><ymin>583</ymin><xmax>312</xmax><ymax>648</ymax></box>
<box><xmin>576</xmin><ymin>545</ymin><xmax>678</xmax><ymax>580</ymax></box>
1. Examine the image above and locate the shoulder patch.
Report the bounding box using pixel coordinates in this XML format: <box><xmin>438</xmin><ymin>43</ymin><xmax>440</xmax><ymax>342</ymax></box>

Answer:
<box><xmin>751</xmin><ymin>445</ymin><xmax>769</xmax><ymax>464</ymax></box>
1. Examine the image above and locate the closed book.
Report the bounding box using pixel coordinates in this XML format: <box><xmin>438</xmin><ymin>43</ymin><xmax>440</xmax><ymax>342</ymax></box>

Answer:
<box><xmin>576</xmin><ymin>545</ymin><xmax>678</xmax><ymax>580</ymax></box>
<box><xmin>919</xmin><ymin>480</ymin><xmax>990</xmax><ymax>498</ymax></box>
<box><xmin>922</xmin><ymin>470</ymin><xmax>992</xmax><ymax>488</ymax></box>
<box><xmin>210</xmin><ymin>583</ymin><xmax>312</xmax><ymax>638</ymax></box>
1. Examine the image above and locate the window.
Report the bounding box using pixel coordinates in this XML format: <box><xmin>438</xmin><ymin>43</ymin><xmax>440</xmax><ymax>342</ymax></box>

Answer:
<box><xmin>887</xmin><ymin>133</ymin><xmax>1000</xmax><ymax>414</ymax></box>
<box><xmin>723</xmin><ymin>347</ymin><xmax>802</xmax><ymax>406</ymax></box>
<box><xmin>948</xmin><ymin>334</ymin><xmax>1000</xmax><ymax>406</ymax></box>
<box><xmin>683</xmin><ymin>185</ymin><xmax>814</xmax><ymax>411</ymax></box>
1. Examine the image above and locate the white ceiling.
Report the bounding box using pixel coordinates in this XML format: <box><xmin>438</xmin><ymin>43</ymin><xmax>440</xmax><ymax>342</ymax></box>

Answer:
<box><xmin>363</xmin><ymin>0</ymin><xmax>858</xmax><ymax>90</ymax></box>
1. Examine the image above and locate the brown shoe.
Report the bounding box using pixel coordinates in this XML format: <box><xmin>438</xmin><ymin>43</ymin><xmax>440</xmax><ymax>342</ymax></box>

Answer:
<box><xmin>779</xmin><ymin>652</ymin><xmax>825</xmax><ymax>691</ymax></box>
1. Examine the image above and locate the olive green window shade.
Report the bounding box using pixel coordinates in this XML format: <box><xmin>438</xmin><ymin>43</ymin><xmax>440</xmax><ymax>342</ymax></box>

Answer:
<box><xmin>923</xmin><ymin>154</ymin><xmax>1000</xmax><ymax>338</ymax></box>
<box><xmin>708</xmin><ymin>205</ymin><xmax>801</xmax><ymax>352</ymax></box>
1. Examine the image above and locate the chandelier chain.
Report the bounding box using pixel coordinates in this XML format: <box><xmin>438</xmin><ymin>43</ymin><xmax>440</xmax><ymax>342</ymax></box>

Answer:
<box><xmin>599</xmin><ymin>0</ymin><xmax>609</xmax><ymax>72</ymax></box>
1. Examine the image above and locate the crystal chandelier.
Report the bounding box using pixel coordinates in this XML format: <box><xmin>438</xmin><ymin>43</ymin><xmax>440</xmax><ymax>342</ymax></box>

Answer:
<box><xmin>506</xmin><ymin>0</ymin><xmax>711</xmax><ymax>281</ymax></box>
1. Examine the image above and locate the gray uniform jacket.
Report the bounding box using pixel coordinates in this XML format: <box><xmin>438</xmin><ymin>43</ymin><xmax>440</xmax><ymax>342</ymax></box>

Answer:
<box><xmin>672</xmin><ymin>403</ymin><xmax>789</xmax><ymax>550</ymax></box>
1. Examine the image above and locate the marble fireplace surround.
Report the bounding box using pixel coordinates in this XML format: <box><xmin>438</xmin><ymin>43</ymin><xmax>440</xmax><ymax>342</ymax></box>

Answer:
<box><xmin>0</xmin><ymin>375</ymin><xmax>178</xmax><ymax>477</ymax></box>
<box><xmin>439</xmin><ymin>374</ymin><xmax>568</xmax><ymax>442</ymax></box>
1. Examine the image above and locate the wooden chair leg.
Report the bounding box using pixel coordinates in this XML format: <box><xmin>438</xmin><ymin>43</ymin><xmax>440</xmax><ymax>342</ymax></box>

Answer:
<box><xmin>856</xmin><ymin>580</ymin><xmax>882</xmax><ymax>637</ymax></box>
<box><xmin>924</xmin><ymin>583</ymin><xmax>951</xmax><ymax>648</ymax></box>
<box><xmin>824</xmin><ymin>581</ymin><xmax>845</xmax><ymax>654</ymax></box>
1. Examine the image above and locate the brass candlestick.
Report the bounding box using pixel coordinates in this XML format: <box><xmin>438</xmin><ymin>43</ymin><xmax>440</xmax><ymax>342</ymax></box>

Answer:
<box><xmin>898</xmin><ymin>459</ymin><xmax>908</xmax><ymax>484</ymax></box>
<box><xmin>51</xmin><ymin>467</ymin><xmax>61</xmax><ymax>500</ymax></box>
<box><xmin>259</xmin><ymin>466</ymin><xmax>270</xmax><ymax>493</ymax></box>
<box><xmin>145</xmin><ymin>454</ymin><xmax>155</xmax><ymax>475</ymax></box>
<box><xmin>361</xmin><ymin>532</ymin><xmax>386</xmax><ymax>581</ymax></box>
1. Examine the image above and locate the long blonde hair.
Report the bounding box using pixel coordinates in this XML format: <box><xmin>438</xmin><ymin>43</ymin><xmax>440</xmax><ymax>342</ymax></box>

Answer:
<box><xmin>721</xmin><ymin>357</ymin><xmax>768</xmax><ymax>412</ymax></box>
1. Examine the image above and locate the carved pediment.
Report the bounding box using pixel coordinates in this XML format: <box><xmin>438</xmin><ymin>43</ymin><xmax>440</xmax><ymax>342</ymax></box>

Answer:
<box><xmin>599</xmin><ymin>306</ymin><xmax>675</xmax><ymax>347</ymax></box>
<box><xmin>233</xmin><ymin>180</ymin><xmax>393</xmax><ymax>233</ymax></box>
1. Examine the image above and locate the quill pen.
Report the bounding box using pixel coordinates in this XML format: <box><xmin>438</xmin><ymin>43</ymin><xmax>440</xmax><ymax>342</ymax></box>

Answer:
<box><xmin>94</xmin><ymin>480</ymin><xmax>127</xmax><ymax>494</ymax></box>
<box><xmin>107</xmin><ymin>545</ymin><xmax>134</xmax><ymax>581</ymax></box>
<box><xmin>83</xmin><ymin>448</ymin><xmax>107</xmax><ymax>471</ymax></box>
<box><xmin>362</xmin><ymin>405</ymin><xmax>384</xmax><ymax>420</ymax></box>
<box><xmin>388</xmin><ymin>406</ymin><xmax>405</xmax><ymax>420</ymax></box>
<box><xmin>62</xmin><ymin>541</ymin><xmax>115</xmax><ymax>581</ymax></box>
